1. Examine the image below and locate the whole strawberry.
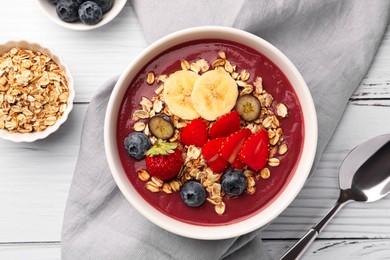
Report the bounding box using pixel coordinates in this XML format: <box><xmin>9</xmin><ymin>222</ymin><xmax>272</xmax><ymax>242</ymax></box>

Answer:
<box><xmin>145</xmin><ymin>140</ymin><xmax>183</xmax><ymax>181</ymax></box>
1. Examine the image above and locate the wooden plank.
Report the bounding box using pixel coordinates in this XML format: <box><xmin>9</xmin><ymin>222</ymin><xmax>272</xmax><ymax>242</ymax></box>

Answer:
<box><xmin>265</xmin><ymin>239</ymin><xmax>390</xmax><ymax>260</ymax></box>
<box><xmin>351</xmin><ymin>99</ymin><xmax>390</xmax><ymax>107</ymax></box>
<box><xmin>0</xmin><ymin>243</ymin><xmax>60</xmax><ymax>260</ymax></box>
<box><xmin>1</xmin><ymin>239</ymin><xmax>390</xmax><ymax>260</ymax></box>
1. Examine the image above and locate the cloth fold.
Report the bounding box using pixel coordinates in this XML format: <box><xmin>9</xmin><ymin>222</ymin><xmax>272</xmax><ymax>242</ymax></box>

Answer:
<box><xmin>62</xmin><ymin>1</ymin><xmax>389</xmax><ymax>259</ymax></box>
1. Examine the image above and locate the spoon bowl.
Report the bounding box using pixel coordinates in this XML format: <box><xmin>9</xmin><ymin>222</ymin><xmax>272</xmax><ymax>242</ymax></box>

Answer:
<box><xmin>340</xmin><ymin>134</ymin><xmax>390</xmax><ymax>200</ymax></box>
<box><xmin>281</xmin><ymin>134</ymin><xmax>390</xmax><ymax>259</ymax></box>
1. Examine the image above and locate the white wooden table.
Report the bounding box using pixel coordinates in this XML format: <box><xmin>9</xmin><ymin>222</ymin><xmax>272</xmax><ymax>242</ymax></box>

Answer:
<box><xmin>1</xmin><ymin>2</ymin><xmax>389</xmax><ymax>259</ymax></box>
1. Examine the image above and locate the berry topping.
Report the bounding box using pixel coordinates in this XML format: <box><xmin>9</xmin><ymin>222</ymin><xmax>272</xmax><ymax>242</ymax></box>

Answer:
<box><xmin>239</xmin><ymin>129</ymin><xmax>269</xmax><ymax>171</ymax></box>
<box><xmin>148</xmin><ymin>115</ymin><xmax>175</xmax><ymax>140</ymax></box>
<box><xmin>235</xmin><ymin>94</ymin><xmax>261</xmax><ymax>122</ymax></box>
<box><xmin>209</xmin><ymin>111</ymin><xmax>241</xmax><ymax>139</ymax></box>
<box><xmin>56</xmin><ymin>0</ymin><xmax>80</xmax><ymax>22</ymax></box>
<box><xmin>180</xmin><ymin>181</ymin><xmax>207</xmax><ymax>207</ymax></box>
<box><xmin>221</xmin><ymin>169</ymin><xmax>247</xmax><ymax>196</ymax></box>
<box><xmin>124</xmin><ymin>132</ymin><xmax>151</xmax><ymax>160</ymax></box>
<box><xmin>145</xmin><ymin>141</ymin><xmax>183</xmax><ymax>181</ymax></box>
<box><xmin>180</xmin><ymin>119</ymin><xmax>208</xmax><ymax>147</ymax></box>
<box><xmin>231</xmin><ymin>157</ymin><xmax>245</xmax><ymax>169</ymax></box>
<box><xmin>93</xmin><ymin>0</ymin><xmax>113</xmax><ymax>13</ymax></box>
<box><xmin>219</xmin><ymin>128</ymin><xmax>252</xmax><ymax>168</ymax></box>
<box><xmin>78</xmin><ymin>1</ymin><xmax>103</xmax><ymax>25</ymax></box>
<box><xmin>201</xmin><ymin>138</ymin><xmax>228</xmax><ymax>173</ymax></box>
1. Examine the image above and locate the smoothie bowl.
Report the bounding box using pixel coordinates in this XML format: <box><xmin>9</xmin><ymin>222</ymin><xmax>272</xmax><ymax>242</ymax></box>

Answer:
<box><xmin>104</xmin><ymin>26</ymin><xmax>317</xmax><ymax>239</ymax></box>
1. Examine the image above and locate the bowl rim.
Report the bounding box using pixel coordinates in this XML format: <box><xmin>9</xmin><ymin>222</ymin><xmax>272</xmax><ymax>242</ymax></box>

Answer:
<box><xmin>34</xmin><ymin>0</ymin><xmax>128</xmax><ymax>31</ymax></box>
<box><xmin>0</xmin><ymin>40</ymin><xmax>75</xmax><ymax>142</ymax></box>
<box><xmin>104</xmin><ymin>26</ymin><xmax>318</xmax><ymax>240</ymax></box>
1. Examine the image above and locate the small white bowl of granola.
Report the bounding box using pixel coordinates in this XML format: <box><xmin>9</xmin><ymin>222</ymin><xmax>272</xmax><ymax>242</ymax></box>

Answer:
<box><xmin>105</xmin><ymin>26</ymin><xmax>317</xmax><ymax>239</ymax></box>
<box><xmin>0</xmin><ymin>40</ymin><xmax>74</xmax><ymax>142</ymax></box>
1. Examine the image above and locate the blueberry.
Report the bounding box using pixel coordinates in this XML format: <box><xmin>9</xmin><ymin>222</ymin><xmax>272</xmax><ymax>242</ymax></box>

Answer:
<box><xmin>48</xmin><ymin>0</ymin><xmax>59</xmax><ymax>5</ymax></box>
<box><xmin>78</xmin><ymin>1</ymin><xmax>103</xmax><ymax>25</ymax></box>
<box><xmin>56</xmin><ymin>0</ymin><xmax>80</xmax><ymax>22</ymax></box>
<box><xmin>148</xmin><ymin>115</ymin><xmax>175</xmax><ymax>140</ymax></box>
<box><xmin>93</xmin><ymin>0</ymin><xmax>113</xmax><ymax>14</ymax></box>
<box><xmin>180</xmin><ymin>181</ymin><xmax>206</xmax><ymax>207</ymax></box>
<box><xmin>221</xmin><ymin>169</ymin><xmax>247</xmax><ymax>196</ymax></box>
<box><xmin>160</xmin><ymin>114</ymin><xmax>172</xmax><ymax>123</ymax></box>
<box><xmin>124</xmin><ymin>132</ymin><xmax>151</xmax><ymax>160</ymax></box>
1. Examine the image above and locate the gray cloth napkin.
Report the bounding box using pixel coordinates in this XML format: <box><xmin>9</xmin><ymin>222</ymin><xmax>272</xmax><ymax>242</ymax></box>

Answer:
<box><xmin>62</xmin><ymin>1</ymin><xmax>390</xmax><ymax>259</ymax></box>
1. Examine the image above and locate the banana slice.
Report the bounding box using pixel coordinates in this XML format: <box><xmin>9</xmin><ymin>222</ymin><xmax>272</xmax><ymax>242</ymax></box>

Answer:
<box><xmin>191</xmin><ymin>70</ymin><xmax>238</xmax><ymax>121</ymax></box>
<box><xmin>163</xmin><ymin>70</ymin><xmax>200</xmax><ymax>120</ymax></box>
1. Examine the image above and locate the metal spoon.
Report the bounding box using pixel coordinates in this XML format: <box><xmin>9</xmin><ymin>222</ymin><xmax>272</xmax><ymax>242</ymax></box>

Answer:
<box><xmin>280</xmin><ymin>134</ymin><xmax>390</xmax><ymax>260</ymax></box>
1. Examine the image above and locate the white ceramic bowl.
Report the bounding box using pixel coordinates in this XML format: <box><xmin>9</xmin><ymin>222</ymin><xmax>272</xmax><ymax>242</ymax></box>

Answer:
<box><xmin>105</xmin><ymin>26</ymin><xmax>318</xmax><ymax>240</ymax></box>
<box><xmin>35</xmin><ymin>0</ymin><xmax>127</xmax><ymax>31</ymax></box>
<box><xmin>0</xmin><ymin>40</ymin><xmax>74</xmax><ymax>142</ymax></box>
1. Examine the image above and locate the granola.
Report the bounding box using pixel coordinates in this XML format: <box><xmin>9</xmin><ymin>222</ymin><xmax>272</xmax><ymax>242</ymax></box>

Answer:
<box><xmin>0</xmin><ymin>47</ymin><xmax>69</xmax><ymax>133</ymax></box>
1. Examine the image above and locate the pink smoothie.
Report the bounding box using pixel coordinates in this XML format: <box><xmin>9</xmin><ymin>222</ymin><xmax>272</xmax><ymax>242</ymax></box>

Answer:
<box><xmin>116</xmin><ymin>39</ymin><xmax>304</xmax><ymax>226</ymax></box>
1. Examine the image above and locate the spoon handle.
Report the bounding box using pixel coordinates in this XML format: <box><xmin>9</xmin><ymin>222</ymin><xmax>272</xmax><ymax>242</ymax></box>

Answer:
<box><xmin>279</xmin><ymin>200</ymin><xmax>347</xmax><ymax>260</ymax></box>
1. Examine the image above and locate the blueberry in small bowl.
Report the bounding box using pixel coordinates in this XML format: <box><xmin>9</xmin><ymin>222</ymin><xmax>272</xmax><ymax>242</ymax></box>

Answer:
<box><xmin>79</xmin><ymin>1</ymin><xmax>103</xmax><ymax>25</ymax></box>
<box><xmin>35</xmin><ymin>0</ymin><xmax>127</xmax><ymax>30</ymax></box>
<box><xmin>56</xmin><ymin>0</ymin><xmax>80</xmax><ymax>22</ymax></box>
<box><xmin>93</xmin><ymin>0</ymin><xmax>113</xmax><ymax>13</ymax></box>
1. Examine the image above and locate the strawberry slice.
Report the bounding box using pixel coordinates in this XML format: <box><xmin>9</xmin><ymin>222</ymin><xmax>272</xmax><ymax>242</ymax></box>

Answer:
<box><xmin>201</xmin><ymin>138</ymin><xmax>228</xmax><ymax>173</ymax></box>
<box><xmin>209</xmin><ymin>111</ymin><xmax>241</xmax><ymax>139</ymax></box>
<box><xmin>180</xmin><ymin>119</ymin><xmax>208</xmax><ymax>147</ymax></box>
<box><xmin>239</xmin><ymin>129</ymin><xmax>269</xmax><ymax>171</ymax></box>
<box><xmin>219</xmin><ymin>128</ymin><xmax>252</xmax><ymax>168</ymax></box>
<box><xmin>232</xmin><ymin>157</ymin><xmax>245</xmax><ymax>169</ymax></box>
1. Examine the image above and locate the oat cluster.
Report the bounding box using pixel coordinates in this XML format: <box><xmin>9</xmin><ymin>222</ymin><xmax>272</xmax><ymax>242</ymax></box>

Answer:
<box><xmin>0</xmin><ymin>48</ymin><xmax>69</xmax><ymax>133</ymax></box>
<box><xmin>133</xmin><ymin>51</ymin><xmax>289</xmax><ymax>215</ymax></box>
